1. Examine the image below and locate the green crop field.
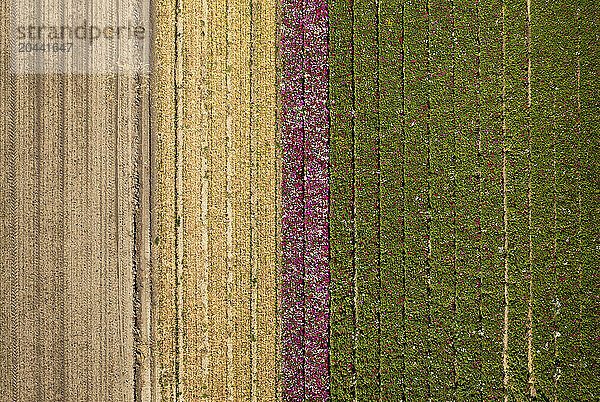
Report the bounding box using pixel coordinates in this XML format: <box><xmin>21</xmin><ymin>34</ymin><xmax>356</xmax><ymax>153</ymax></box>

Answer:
<box><xmin>329</xmin><ymin>0</ymin><xmax>599</xmax><ymax>400</ymax></box>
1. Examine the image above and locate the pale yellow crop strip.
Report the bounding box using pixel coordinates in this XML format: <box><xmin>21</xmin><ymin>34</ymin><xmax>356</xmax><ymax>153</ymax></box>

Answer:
<box><xmin>208</xmin><ymin>0</ymin><xmax>230</xmax><ymax>397</ymax></box>
<box><xmin>228</xmin><ymin>0</ymin><xmax>252</xmax><ymax>399</ymax></box>
<box><xmin>151</xmin><ymin>0</ymin><xmax>178</xmax><ymax>397</ymax></box>
<box><xmin>252</xmin><ymin>0</ymin><xmax>279</xmax><ymax>399</ymax></box>
<box><xmin>153</xmin><ymin>0</ymin><xmax>279</xmax><ymax>398</ymax></box>
<box><xmin>0</xmin><ymin>0</ymin><xmax>8</xmax><ymax>393</ymax></box>
<box><xmin>180</xmin><ymin>0</ymin><xmax>211</xmax><ymax>397</ymax></box>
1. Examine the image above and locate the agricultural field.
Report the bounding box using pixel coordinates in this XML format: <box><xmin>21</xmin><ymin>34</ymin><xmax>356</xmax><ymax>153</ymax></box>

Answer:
<box><xmin>2</xmin><ymin>0</ymin><xmax>281</xmax><ymax>398</ymax></box>
<box><xmin>152</xmin><ymin>0</ymin><xmax>279</xmax><ymax>399</ymax></box>
<box><xmin>0</xmin><ymin>0</ymin><xmax>152</xmax><ymax>399</ymax></box>
<box><xmin>1</xmin><ymin>0</ymin><xmax>598</xmax><ymax>400</ymax></box>
<box><xmin>328</xmin><ymin>0</ymin><xmax>600</xmax><ymax>400</ymax></box>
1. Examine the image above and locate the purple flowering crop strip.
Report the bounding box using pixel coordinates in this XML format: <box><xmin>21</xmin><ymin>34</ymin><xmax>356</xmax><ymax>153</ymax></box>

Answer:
<box><xmin>280</xmin><ymin>0</ymin><xmax>307</xmax><ymax>396</ymax></box>
<box><xmin>303</xmin><ymin>0</ymin><xmax>330</xmax><ymax>399</ymax></box>
<box><xmin>280</xmin><ymin>0</ymin><xmax>329</xmax><ymax>398</ymax></box>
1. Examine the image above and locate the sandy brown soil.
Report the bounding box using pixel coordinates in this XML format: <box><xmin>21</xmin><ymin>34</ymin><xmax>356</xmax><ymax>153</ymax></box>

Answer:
<box><xmin>1</xmin><ymin>0</ymin><xmax>151</xmax><ymax>400</ymax></box>
<box><xmin>0</xmin><ymin>65</ymin><xmax>152</xmax><ymax>401</ymax></box>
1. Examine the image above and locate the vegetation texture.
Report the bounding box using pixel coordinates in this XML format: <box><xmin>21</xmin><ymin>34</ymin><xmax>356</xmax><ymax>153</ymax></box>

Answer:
<box><xmin>329</xmin><ymin>0</ymin><xmax>600</xmax><ymax>400</ymax></box>
<box><xmin>1</xmin><ymin>0</ymin><xmax>598</xmax><ymax>400</ymax></box>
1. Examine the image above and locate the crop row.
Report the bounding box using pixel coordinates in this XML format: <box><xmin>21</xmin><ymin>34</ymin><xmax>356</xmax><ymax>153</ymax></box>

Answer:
<box><xmin>280</xmin><ymin>0</ymin><xmax>330</xmax><ymax>399</ymax></box>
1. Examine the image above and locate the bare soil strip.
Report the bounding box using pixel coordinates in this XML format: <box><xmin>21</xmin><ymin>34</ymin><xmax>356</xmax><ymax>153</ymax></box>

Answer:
<box><xmin>12</xmin><ymin>69</ymin><xmax>39</xmax><ymax>402</ymax></box>
<box><xmin>39</xmin><ymin>68</ymin><xmax>65</xmax><ymax>400</ymax></box>
<box><xmin>135</xmin><ymin>72</ymin><xmax>153</xmax><ymax>402</ymax></box>
<box><xmin>63</xmin><ymin>74</ymin><xmax>91</xmax><ymax>402</ymax></box>
<box><xmin>0</xmin><ymin>0</ymin><xmax>9</xmax><ymax>393</ymax></box>
<box><xmin>2</xmin><ymin>33</ymin><xmax>147</xmax><ymax>402</ymax></box>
